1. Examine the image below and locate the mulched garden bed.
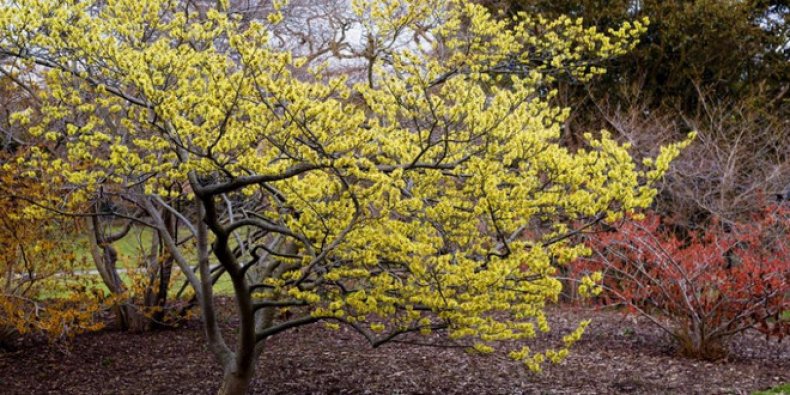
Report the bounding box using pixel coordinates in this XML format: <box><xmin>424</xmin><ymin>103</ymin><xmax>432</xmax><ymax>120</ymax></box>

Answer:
<box><xmin>1</xmin><ymin>302</ymin><xmax>787</xmax><ymax>394</ymax></box>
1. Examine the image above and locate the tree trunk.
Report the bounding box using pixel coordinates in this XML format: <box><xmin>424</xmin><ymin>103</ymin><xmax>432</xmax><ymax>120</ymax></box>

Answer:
<box><xmin>151</xmin><ymin>255</ymin><xmax>173</xmax><ymax>327</ymax></box>
<box><xmin>152</xmin><ymin>210</ymin><xmax>175</xmax><ymax>327</ymax></box>
<box><xmin>217</xmin><ymin>370</ymin><xmax>252</xmax><ymax>395</ymax></box>
<box><xmin>87</xmin><ymin>211</ymin><xmax>151</xmax><ymax>331</ymax></box>
<box><xmin>125</xmin><ymin>308</ymin><xmax>151</xmax><ymax>332</ymax></box>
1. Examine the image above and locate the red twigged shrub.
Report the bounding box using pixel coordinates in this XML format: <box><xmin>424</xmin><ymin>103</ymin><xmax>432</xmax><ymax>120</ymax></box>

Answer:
<box><xmin>577</xmin><ymin>205</ymin><xmax>790</xmax><ymax>359</ymax></box>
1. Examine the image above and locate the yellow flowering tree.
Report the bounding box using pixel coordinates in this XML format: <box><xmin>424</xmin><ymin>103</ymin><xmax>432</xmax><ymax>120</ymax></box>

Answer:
<box><xmin>0</xmin><ymin>0</ymin><xmax>688</xmax><ymax>393</ymax></box>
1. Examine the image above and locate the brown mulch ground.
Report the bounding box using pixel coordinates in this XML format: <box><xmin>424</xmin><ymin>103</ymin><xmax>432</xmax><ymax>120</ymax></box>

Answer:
<box><xmin>0</xmin><ymin>302</ymin><xmax>787</xmax><ymax>394</ymax></box>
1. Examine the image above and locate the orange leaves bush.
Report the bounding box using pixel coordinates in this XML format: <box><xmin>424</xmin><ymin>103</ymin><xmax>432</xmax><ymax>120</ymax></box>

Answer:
<box><xmin>0</xmin><ymin>157</ymin><xmax>106</xmax><ymax>348</ymax></box>
<box><xmin>576</xmin><ymin>205</ymin><xmax>790</xmax><ymax>359</ymax></box>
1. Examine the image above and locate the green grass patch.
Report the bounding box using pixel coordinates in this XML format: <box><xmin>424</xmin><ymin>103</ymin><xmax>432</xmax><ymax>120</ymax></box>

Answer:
<box><xmin>41</xmin><ymin>224</ymin><xmax>243</xmax><ymax>301</ymax></box>
<box><xmin>70</xmin><ymin>225</ymin><xmax>159</xmax><ymax>270</ymax></box>
<box><xmin>753</xmin><ymin>383</ymin><xmax>790</xmax><ymax>395</ymax></box>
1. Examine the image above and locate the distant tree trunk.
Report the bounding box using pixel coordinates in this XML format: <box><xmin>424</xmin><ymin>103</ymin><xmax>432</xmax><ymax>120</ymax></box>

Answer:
<box><xmin>87</xmin><ymin>204</ymin><xmax>149</xmax><ymax>331</ymax></box>
<box><xmin>149</xmin><ymin>209</ymin><xmax>175</xmax><ymax>328</ymax></box>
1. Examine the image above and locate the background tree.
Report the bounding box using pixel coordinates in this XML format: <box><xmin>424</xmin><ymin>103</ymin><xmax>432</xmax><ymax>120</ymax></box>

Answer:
<box><xmin>481</xmin><ymin>0</ymin><xmax>789</xmax><ymax>113</ymax></box>
<box><xmin>0</xmin><ymin>1</ymin><xmax>688</xmax><ymax>393</ymax></box>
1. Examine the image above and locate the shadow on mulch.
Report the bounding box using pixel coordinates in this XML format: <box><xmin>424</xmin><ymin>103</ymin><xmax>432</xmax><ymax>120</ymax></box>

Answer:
<box><xmin>0</xmin><ymin>303</ymin><xmax>787</xmax><ymax>394</ymax></box>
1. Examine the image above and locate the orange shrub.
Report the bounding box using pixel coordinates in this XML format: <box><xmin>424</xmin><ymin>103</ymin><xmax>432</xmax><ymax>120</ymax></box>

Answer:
<box><xmin>576</xmin><ymin>206</ymin><xmax>790</xmax><ymax>359</ymax></box>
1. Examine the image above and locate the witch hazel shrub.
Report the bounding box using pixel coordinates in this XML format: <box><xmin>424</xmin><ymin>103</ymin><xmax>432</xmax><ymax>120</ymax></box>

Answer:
<box><xmin>576</xmin><ymin>205</ymin><xmax>789</xmax><ymax>359</ymax></box>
